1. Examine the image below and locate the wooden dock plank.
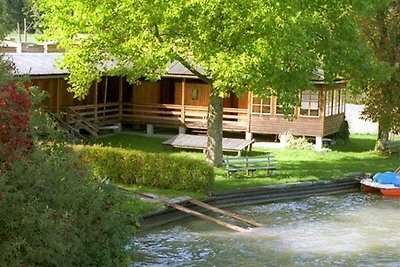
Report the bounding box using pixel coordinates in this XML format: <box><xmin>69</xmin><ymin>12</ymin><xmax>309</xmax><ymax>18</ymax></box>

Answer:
<box><xmin>168</xmin><ymin>202</ymin><xmax>249</xmax><ymax>232</ymax></box>
<box><xmin>189</xmin><ymin>199</ymin><xmax>263</xmax><ymax>228</ymax></box>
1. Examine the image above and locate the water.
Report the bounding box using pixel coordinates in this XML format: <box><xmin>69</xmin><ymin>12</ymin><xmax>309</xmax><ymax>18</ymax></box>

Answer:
<box><xmin>131</xmin><ymin>193</ymin><xmax>400</xmax><ymax>266</ymax></box>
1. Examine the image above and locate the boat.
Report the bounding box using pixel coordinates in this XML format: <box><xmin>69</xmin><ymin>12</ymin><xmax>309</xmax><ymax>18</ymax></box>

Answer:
<box><xmin>360</xmin><ymin>167</ymin><xmax>400</xmax><ymax>196</ymax></box>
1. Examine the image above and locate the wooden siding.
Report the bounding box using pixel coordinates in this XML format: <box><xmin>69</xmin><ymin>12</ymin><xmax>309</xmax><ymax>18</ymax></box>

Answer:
<box><xmin>33</xmin><ymin>77</ymin><xmax>96</xmax><ymax>112</ymax></box>
<box><xmin>32</xmin><ymin>78</ymin><xmax>59</xmax><ymax>111</ymax></box>
<box><xmin>132</xmin><ymin>81</ymin><xmax>161</xmax><ymax>104</ymax></box>
<box><xmin>323</xmin><ymin>114</ymin><xmax>345</xmax><ymax>136</ymax></box>
<box><xmin>175</xmin><ymin>81</ymin><xmax>210</xmax><ymax>106</ymax></box>
<box><xmin>30</xmin><ymin>74</ymin><xmax>347</xmax><ymax>138</ymax></box>
<box><xmin>250</xmin><ymin>115</ymin><xmax>324</xmax><ymax>136</ymax></box>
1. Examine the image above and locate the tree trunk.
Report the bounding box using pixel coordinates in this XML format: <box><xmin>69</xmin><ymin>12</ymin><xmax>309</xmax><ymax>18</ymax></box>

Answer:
<box><xmin>206</xmin><ymin>88</ymin><xmax>224</xmax><ymax>166</ymax></box>
<box><xmin>375</xmin><ymin>122</ymin><xmax>389</xmax><ymax>151</ymax></box>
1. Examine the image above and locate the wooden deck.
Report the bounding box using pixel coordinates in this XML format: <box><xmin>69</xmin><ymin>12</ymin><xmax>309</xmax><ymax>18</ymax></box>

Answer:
<box><xmin>163</xmin><ymin>134</ymin><xmax>254</xmax><ymax>156</ymax></box>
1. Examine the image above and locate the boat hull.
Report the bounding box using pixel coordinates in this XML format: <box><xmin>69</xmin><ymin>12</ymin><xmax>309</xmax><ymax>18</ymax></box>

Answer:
<box><xmin>360</xmin><ymin>178</ymin><xmax>400</xmax><ymax>197</ymax></box>
<box><xmin>380</xmin><ymin>188</ymin><xmax>400</xmax><ymax>197</ymax></box>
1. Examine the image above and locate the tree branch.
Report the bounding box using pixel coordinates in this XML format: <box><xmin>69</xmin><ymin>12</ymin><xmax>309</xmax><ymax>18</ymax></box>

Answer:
<box><xmin>177</xmin><ymin>56</ymin><xmax>214</xmax><ymax>84</ymax></box>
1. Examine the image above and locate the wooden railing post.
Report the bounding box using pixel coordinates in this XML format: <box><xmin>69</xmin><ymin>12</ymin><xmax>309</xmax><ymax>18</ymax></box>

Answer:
<box><xmin>180</xmin><ymin>78</ymin><xmax>186</xmax><ymax>124</ymax></box>
<box><xmin>119</xmin><ymin>77</ymin><xmax>123</xmax><ymax>121</ymax></box>
<box><xmin>247</xmin><ymin>92</ymin><xmax>252</xmax><ymax>133</ymax></box>
<box><xmin>94</xmin><ymin>82</ymin><xmax>98</xmax><ymax>124</ymax></box>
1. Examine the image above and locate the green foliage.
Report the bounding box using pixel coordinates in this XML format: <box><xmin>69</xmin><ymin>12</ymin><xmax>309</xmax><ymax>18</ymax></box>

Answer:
<box><xmin>358</xmin><ymin>1</ymin><xmax>400</xmax><ymax>135</ymax></box>
<box><xmin>0</xmin><ymin>0</ymin><xmax>37</xmax><ymax>36</ymax></box>
<box><xmin>284</xmin><ymin>132</ymin><xmax>315</xmax><ymax>150</ymax></box>
<box><xmin>0</xmin><ymin>148</ymin><xmax>136</xmax><ymax>267</ymax></box>
<box><xmin>75</xmin><ymin>145</ymin><xmax>215</xmax><ymax>193</ymax></box>
<box><xmin>0</xmin><ymin>57</ymin><xmax>136</xmax><ymax>266</ymax></box>
<box><xmin>332</xmin><ymin>120</ymin><xmax>350</xmax><ymax>145</ymax></box>
<box><xmin>35</xmin><ymin>0</ymin><xmax>388</xmax><ymax>165</ymax></box>
<box><xmin>36</xmin><ymin>0</ymin><xmax>383</xmax><ymax>100</ymax></box>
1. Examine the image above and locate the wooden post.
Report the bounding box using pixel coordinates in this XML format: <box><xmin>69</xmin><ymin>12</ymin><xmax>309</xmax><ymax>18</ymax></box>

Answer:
<box><xmin>119</xmin><ymin>76</ymin><xmax>123</xmax><ymax>121</ymax></box>
<box><xmin>135</xmin><ymin>192</ymin><xmax>261</xmax><ymax>232</ymax></box>
<box><xmin>180</xmin><ymin>78</ymin><xmax>186</xmax><ymax>123</ymax></box>
<box><xmin>94</xmin><ymin>82</ymin><xmax>98</xmax><ymax>123</ymax></box>
<box><xmin>247</xmin><ymin>92</ymin><xmax>252</xmax><ymax>132</ymax></box>
<box><xmin>56</xmin><ymin>78</ymin><xmax>60</xmax><ymax>113</ymax></box>
<box><xmin>319</xmin><ymin>87</ymin><xmax>325</xmax><ymax>136</ymax></box>
<box><xmin>189</xmin><ymin>199</ymin><xmax>263</xmax><ymax>228</ymax></box>
<box><xmin>168</xmin><ymin>202</ymin><xmax>248</xmax><ymax>232</ymax></box>
<box><xmin>103</xmin><ymin>76</ymin><xmax>108</xmax><ymax>121</ymax></box>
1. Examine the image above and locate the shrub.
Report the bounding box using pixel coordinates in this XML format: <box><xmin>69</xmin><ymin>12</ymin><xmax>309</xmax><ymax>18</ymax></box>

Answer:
<box><xmin>0</xmin><ymin>58</ymin><xmax>136</xmax><ymax>266</ymax></box>
<box><xmin>0</xmin><ymin>82</ymin><xmax>33</xmax><ymax>167</ymax></box>
<box><xmin>0</xmin><ymin>148</ymin><xmax>136</xmax><ymax>267</ymax></box>
<box><xmin>285</xmin><ymin>132</ymin><xmax>315</xmax><ymax>150</ymax></box>
<box><xmin>75</xmin><ymin>145</ymin><xmax>215</xmax><ymax>193</ymax></box>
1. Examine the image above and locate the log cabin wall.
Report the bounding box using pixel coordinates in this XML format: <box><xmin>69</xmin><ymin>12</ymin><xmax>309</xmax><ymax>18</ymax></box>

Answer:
<box><xmin>32</xmin><ymin>77</ymin><xmax>97</xmax><ymax>112</ymax></box>
<box><xmin>31</xmin><ymin>78</ymin><xmax>59</xmax><ymax>112</ymax></box>
<box><xmin>323</xmin><ymin>114</ymin><xmax>345</xmax><ymax>136</ymax></box>
<box><xmin>174</xmin><ymin>80</ymin><xmax>211</xmax><ymax>106</ymax></box>
<box><xmin>28</xmin><ymin>72</ymin><xmax>346</xmax><ymax>139</ymax></box>
<box><xmin>132</xmin><ymin>81</ymin><xmax>161</xmax><ymax>104</ymax></box>
<box><xmin>250</xmin><ymin>113</ymin><xmax>324</xmax><ymax>136</ymax></box>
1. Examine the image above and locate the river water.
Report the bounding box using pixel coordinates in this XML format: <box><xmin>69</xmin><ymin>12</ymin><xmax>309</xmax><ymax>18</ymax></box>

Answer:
<box><xmin>131</xmin><ymin>193</ymin><xmax>400</xmax><ymax>266</ymax></box>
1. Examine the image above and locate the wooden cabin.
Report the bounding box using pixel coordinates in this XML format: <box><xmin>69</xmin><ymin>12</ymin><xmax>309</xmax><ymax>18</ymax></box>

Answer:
<box><xmin>4</xmin><ymin>52</ymin><xmax>346</xmax><ymax>149</ymax></box>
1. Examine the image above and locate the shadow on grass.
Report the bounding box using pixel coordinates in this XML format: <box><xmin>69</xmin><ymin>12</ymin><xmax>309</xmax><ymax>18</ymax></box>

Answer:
<box><xmin>332</xmin><ymin>136</ymin><xmax>376</xmax><ymax>153</ymax></box>
<box><xmin>97</xmin><ymin>133</ymin><xmax>168</xmax><ymax>153</ymax></box>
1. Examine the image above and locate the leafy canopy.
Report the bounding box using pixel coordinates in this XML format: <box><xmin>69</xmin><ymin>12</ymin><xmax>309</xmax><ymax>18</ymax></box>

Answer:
<box><xmin>36</xmin><ymin>0</ymin><xmax>384</xmax><ymax>103</ymax></box>
<box><xmin>359</xmin><ymin>1</ymin><xmax>400</xmax><ymax>135</ymax></box>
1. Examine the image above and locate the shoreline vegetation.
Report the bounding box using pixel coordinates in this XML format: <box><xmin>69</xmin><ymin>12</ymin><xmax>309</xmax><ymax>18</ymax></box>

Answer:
<box><xmin>94</xmin><ymin>133</ymin><xmax>399</xmax><ymax>217</ymax></box>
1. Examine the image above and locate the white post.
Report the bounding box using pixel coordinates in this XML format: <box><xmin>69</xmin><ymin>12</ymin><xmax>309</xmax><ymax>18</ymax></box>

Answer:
<box><xmin>315</xmin><ymin>136</ymin><xmax>323</xmax><ymax>151</ymax></box>
<box><xmin>146</xmin><ymin>124</ymin><xmax>154</xmax><ymax>135</ymax></box>
<box><xmin>279</xmin><ymin>133</ymin><xmax>287</xmax><ymax>148</ymax></box>
<box><xmin>179</xmin><ymin>126</ymin><xmax>186</xmax><ymax>134</ymax></box>
<box><xmin>245</xmin><ymin>132</ymin><xmax>253</xmax><ymax>141</ymax></box>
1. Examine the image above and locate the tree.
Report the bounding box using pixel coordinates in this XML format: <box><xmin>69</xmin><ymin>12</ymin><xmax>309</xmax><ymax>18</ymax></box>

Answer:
<box><xmin>36</xmin><ymin>0</ymin><xmax>382</xmax><ymax>165</ymax></box>
<box><xmin>0</xmin><ymin>0</ymin><xmax>37</xmax><ymax>37</ymax></box>
<box><xmin>358</xmin><ymin>1</ymin><xmax>400</xmax><ymax>150</ymax></box>
<box><xmin>0</xmin><ymin>0</ymin><xmax>11</xmax><ymax>36</ymax></box>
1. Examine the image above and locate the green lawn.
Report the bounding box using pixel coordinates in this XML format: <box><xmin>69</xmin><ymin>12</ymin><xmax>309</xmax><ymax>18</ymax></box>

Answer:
<box><xmin>97</xmin><ymin>133</ymin><xmax>399</xmax><ymax>193</ymax></box>
<box><xmin>5</xmin><ymin>32</ymin><xmax>41</xmax><ymax>43</ymax></box>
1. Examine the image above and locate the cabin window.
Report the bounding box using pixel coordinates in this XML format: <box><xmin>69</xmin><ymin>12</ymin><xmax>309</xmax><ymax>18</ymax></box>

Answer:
<box><xmin>325</xmin><ymin>88</ymin><xmax>346</xmax><ymax>116</ymax></box>
<box><xmin>276</xmin><ymin>98</ymin><xmax>295</xmax><ymax>116</ymax></box>
<box><xmin>191</xmin><ymin>88</ymin><xmax>199</xmax><ymax>100</ymax></box>
<box><xmin>252</xmin><ymin>97</ymin><xmax>271</xmax><ymax>114</ymax></box>
<box><xmin>300</xmin><ymin>90</ymin><xmax>319</xmax><ymax>117</ymax></box>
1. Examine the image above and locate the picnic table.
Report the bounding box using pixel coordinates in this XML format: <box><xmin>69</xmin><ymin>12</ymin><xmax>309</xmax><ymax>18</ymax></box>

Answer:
<box><xmin>163</xmin><ymin>134</ymin><xmax>254</xmax><ymax>156</ymax></box>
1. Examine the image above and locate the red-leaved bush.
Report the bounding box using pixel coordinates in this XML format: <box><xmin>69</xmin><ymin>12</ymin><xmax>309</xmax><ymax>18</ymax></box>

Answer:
<box><xmin>0</xmin><ymin>82</ymin><xmax>33</xmax><ymax>168</ymax></box>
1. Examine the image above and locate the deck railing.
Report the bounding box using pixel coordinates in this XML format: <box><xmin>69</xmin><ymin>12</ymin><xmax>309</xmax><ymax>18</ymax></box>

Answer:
<box><xmin>67</xmin><ymin>102</ymin><xmax>249</xmax><ymax>131</ymax></box>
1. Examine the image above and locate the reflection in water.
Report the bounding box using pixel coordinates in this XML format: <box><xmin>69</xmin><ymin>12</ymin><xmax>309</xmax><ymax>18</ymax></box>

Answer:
<box><xmin>131</xmin><ymin>193</ymin><xmax>400</xmax><ymax>266</ymax></box>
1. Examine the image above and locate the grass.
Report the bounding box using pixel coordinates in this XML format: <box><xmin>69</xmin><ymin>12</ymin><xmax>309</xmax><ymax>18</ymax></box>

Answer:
<box><xmin>96</xmin><ymin>133</ymin><xmax>399</xmax><ymax>214</ymax></box>
<box><xmin>5</xmin><ymin>32</ymin><xmax>41</xmax><ymax>43</ymax></box>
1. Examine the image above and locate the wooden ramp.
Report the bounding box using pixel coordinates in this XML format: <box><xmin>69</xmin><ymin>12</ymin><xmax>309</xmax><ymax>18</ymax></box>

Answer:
<box><xmin>163</xmin><ymin>134</ymin><xmax>254</xmax><ymax>156</ymax></box>
<box><xmin>138</xmin><ymin>193</ymin><xmax>263</xmax><ymax>232</ymax></box>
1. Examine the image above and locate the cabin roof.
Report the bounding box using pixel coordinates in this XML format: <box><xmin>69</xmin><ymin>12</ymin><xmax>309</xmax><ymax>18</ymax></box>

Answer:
<box><xmin>3</xmin><ymin>53</ymin><xmax>343</xmax><ymax>84</ymax></box>
<box><xmin>3</xmin><ymin>53</ymin><xmax>203</xmax><ymax>78</ymax></box>
<box><xmin>3</xmin><ymin>53</ymin><xmax>68</xmax><ymax>76</ymax></box>
<box><xmin>166</xmin><ymin>61</ymin><xmax>205</xmax><ymax>78</ymax></box>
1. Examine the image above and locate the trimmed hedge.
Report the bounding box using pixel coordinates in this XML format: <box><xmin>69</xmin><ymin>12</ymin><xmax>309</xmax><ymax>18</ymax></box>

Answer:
<box><xmin>74</xmin><ymin>145</ymin><xmax>215</xmax><ymax>193</ymax></box>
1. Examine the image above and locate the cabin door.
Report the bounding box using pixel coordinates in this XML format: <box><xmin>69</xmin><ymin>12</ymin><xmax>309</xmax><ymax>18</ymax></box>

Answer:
<box><xmin>160</xmin><ymin>80</ymin><xmax>175</xmax><ymax>104</ymax></box>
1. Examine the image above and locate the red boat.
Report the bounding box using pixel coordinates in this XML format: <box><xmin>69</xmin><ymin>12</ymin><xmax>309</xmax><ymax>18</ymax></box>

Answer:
<box><xmin>360</xmin><ymin>167</ymin><xmax>400</xmax><ymax>196</ymax></box>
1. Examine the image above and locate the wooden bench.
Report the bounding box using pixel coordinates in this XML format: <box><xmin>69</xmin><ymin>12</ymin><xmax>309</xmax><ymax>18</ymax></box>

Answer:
<box><xmin>386</xmin><ymin>141</ymin><xmax>400</xmax><ymax>157</ymax></box>
<box><xmin>224</xmin><ymin>155</ymin><xmax>279</xmax><ymax>177</ymax></box>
